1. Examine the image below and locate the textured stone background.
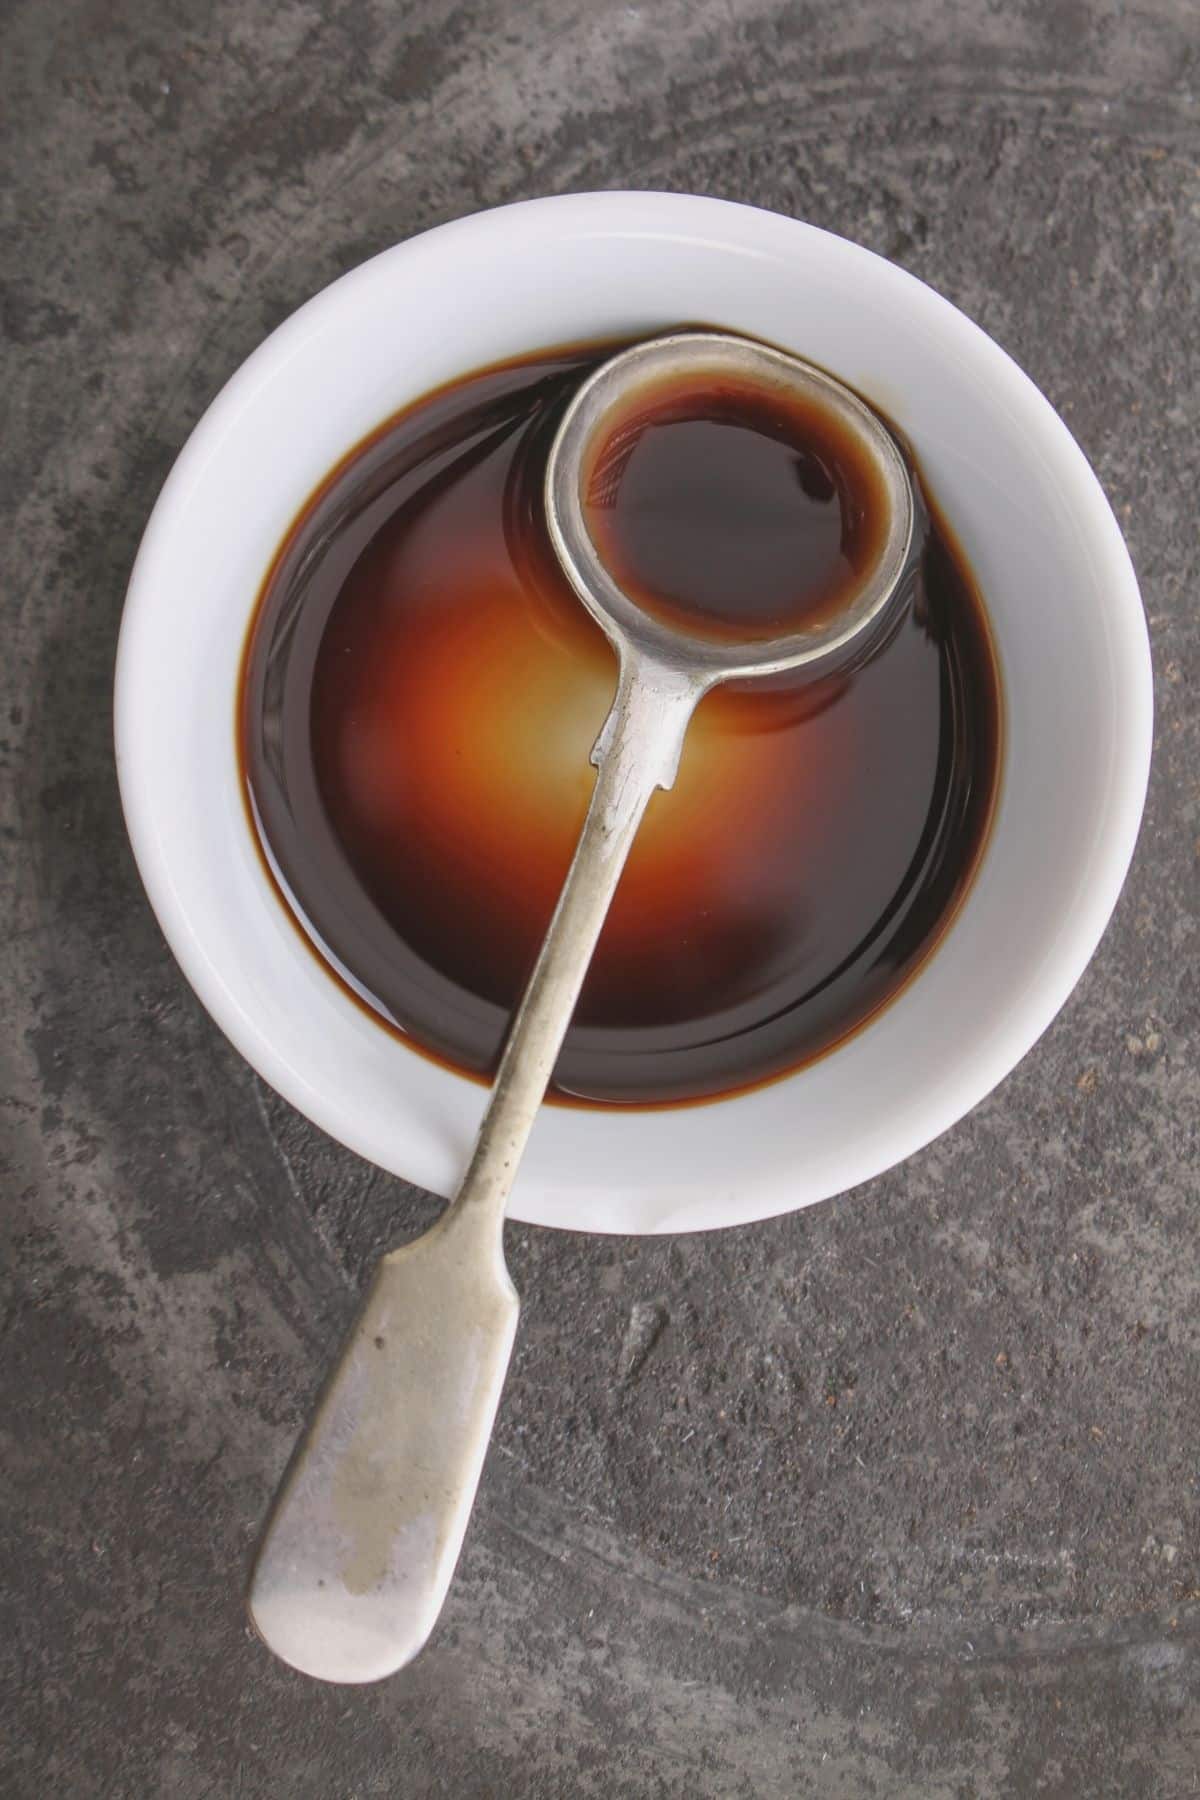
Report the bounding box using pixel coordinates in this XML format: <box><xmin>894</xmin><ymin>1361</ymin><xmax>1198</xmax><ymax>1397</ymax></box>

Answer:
<box><xmin>4</xmin><ymin>0</ymin><xmax>1199</xmax><ymax>1792</ymax></box>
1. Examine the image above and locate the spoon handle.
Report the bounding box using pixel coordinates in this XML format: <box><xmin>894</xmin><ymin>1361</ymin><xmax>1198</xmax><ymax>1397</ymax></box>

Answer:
<box><xmin>455</xmin><ymin>658</ymin><xmax>701</xmax><ymax>1223</ymax></box>
<box><xmin>248</xmin><ymin>658</ymin><xmax>700</xmax><ymax>1683</ymax></box>
<box><xmin>247</xmin><ymin>1199</ymin><xmax>518</xmax><ymax>1684</ymax></box>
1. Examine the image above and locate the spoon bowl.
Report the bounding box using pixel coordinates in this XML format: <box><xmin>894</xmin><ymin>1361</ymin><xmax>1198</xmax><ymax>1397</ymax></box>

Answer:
<box><xmin>547</xmin><ymin>329</ymin><xmax>915</xmax><ymax>683</ymax></box>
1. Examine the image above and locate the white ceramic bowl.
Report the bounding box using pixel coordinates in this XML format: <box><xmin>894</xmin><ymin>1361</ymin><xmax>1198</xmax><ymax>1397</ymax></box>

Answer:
<box><xmin>114</xmin><ymin>192</ymin><xmax>1152</xmax><ymax>1235</ymax></box>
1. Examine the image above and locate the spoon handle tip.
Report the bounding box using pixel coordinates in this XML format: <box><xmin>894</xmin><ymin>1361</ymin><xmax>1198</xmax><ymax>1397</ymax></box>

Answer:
<box><xmin>248</xmin><ymin>1203</ymin><xmax>518</xmax><ymax>1684</ymax></box>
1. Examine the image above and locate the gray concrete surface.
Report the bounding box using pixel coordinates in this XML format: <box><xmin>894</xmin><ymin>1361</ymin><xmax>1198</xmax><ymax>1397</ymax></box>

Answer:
<box><xmin>3</xmin><ymin>0</ymin><xmax>1199</xmax><ymax>1792</ymax></box>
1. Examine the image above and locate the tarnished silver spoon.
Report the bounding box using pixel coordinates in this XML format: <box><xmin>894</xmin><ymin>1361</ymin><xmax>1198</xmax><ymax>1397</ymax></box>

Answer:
<box><xmin>248</xmin><ymin>330</ymin><xmax>915</xmax><ymax>1683</ymax></box>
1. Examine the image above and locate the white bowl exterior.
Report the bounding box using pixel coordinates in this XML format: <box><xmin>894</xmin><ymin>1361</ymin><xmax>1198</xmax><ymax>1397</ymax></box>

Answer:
<box><xmin>115</xmin><ymin>193</ymin><xmax>1152</xmax><ymax>1234</ymax></box>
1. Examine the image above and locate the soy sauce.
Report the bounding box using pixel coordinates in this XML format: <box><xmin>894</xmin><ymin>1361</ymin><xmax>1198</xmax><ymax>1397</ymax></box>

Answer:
<box><xmin>240</xmin><ymin>339</ymin><xmax>1001</xmax><ymax>1107</ymax></box>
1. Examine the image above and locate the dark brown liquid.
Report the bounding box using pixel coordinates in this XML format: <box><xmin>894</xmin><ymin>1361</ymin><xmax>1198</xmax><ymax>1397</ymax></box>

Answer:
<box><xmin>582</xmin><ymin>370</ymin><xmax>889</xmax><ymax>641</ymax></box>
<box><xmin>240</xmin><ymin>339</ymin><xmax>1001</xmax><ymax>1107</ymax></box>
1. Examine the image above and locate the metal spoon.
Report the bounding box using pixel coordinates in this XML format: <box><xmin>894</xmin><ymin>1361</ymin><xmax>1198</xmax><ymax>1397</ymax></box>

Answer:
<box><xmin>247</xmin><ymin>330</ymin><xmax>915</xmax><ymax>1683</ymax></box>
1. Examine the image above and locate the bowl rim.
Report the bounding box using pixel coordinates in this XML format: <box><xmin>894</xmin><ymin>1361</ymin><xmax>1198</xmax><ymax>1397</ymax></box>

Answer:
<box><xmin>114</xmin><ymin>191</ymin><xmax>1153</xmax><ymax>1234</ymax></box>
